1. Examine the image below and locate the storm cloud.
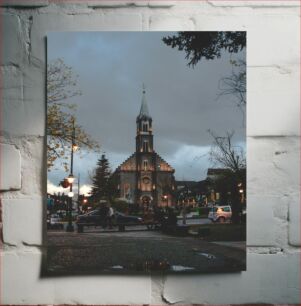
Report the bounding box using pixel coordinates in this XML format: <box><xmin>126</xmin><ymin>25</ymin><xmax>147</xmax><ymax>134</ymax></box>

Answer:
<box><xmin>47</xmin><ymin>32</ymin><xmax>246</xmax><ymax>190</ymax></box>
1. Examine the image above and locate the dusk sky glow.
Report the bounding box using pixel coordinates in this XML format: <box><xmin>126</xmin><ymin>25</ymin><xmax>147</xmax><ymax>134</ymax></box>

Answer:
<box><xmin>47</xmin><ymin>32</ymin><xmax>246</xmax><ymax>195</ymax></box>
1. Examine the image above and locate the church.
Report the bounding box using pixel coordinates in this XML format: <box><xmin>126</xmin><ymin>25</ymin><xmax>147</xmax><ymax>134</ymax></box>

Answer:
<box><xmin>114</xmin><ymin>87</ymin><xmax>175</xmax><ymax>207</ymax></box>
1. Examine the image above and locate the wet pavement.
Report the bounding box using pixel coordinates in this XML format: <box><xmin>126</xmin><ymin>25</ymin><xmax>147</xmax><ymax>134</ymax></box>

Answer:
<box><xmin>45</xmin><ymin>227</ymin><xmax>246</xmax><ymax>275</ymax></box>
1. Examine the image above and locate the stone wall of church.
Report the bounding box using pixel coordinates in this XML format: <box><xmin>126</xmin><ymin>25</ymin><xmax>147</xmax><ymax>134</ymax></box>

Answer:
<box><xmin>139</xmin><ymin>155</ymin><xmax>153</xmax><ymax>171</ymax></box>
<box><xmin>119</xmin><ymin>153</ymin><xmax>136</xmax><ymax>171</ymax></box>
<box><xmin>119</xmin><ymin>172</ymin><xmax>136</xmax><ymax>202</ymax></box>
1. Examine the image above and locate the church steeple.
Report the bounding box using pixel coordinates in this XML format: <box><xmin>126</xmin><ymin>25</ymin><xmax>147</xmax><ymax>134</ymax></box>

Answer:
<box><xmin>137</xmin><ymin>84</ymin><xmax>151</xmax><ymax>120</ymax></box>
<box><xmin>117</xmin><ymin>84</ymin><xmax>175</xmax><ymax>208</ymax></box>
<box><xmin>136</xmin><ymin>85</ymin><xmax>153</xmax><ymax>153</ymax></box>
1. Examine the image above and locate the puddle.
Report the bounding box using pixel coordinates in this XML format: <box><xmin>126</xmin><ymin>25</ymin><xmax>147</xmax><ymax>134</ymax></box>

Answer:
<box><xmin>197</xmin><ymin>253</ymin><xmax>216</xmax><ymax>260</ymax></box>
<box><xmin>110</xmin><ymin>265</ymin><xmax>124</xmax><ymax>269</ymax></box>
<box><xmin>170</xmin><ymin>265</ymin><xmax>195</xmax><ymax>271</ymax></box>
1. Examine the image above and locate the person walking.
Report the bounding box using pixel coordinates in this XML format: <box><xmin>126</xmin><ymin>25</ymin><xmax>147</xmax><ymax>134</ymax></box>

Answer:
<box><xmin>99</xmin><ymin>200</ymin><xmax>108</xmax><ymax>229</ymax></box>
<box><xmin>107</xmin><ymin>204</ymin><xmax>114</xmax><ymax>229</ymax></box>
<box><xmin>181</xmin><ymin>205</ymin><xmax>187</xmax><ymax>225</ymax></box>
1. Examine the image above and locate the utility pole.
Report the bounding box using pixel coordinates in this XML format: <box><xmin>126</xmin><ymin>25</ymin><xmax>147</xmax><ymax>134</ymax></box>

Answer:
<box><xmin>78</xmin><ymin>173</ymin><xmax>80</xmax><ymax>214</ymax></box>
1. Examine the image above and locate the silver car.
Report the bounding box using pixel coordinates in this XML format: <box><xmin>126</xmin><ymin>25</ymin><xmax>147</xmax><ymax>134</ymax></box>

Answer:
<box><xmin>48</xmin><ymin>214</ymin><xmax>64</xmax><ymax>229</ymax></box>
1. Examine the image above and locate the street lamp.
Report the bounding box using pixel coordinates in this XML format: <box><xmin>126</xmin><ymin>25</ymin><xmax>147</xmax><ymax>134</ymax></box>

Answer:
<box><xmin>66</xmin><ymin>118</ymin><xmax>77</xmax><ymax>232</ymax></box>
<box><xmin>162</xmin><ymin>194</ymin><xmax>168</xmax><ymax>208</ymax></box>
<box><xmin>67</xmin><ymin>174</ymin><xmax>75</xmax><ymax>184</ymax></box>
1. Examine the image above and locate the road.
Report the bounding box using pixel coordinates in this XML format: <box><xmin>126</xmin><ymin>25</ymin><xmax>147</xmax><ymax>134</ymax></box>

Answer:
<box><xmin>178</xmin><ymin>217</ymin><xmax>213</xmax><ymax>225</ymax></box>
<box><xmin>45</xmin><ymin>224</ymin><xmax>246</xmax><ymax>275</ymax></box>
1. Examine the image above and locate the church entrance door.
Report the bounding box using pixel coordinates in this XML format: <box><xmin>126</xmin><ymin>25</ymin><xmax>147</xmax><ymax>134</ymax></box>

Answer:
<box><xmin>141</xmin><ymin>195</ymin><xmax>152</xmax><ymax>209</ymax></box>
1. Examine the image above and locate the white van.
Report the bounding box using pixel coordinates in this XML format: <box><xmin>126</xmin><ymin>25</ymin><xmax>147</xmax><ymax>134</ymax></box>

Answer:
<box><xmin>208</xmin><ymin>205</ymin><xmax>232</xmax><ymax>223</ymax></box>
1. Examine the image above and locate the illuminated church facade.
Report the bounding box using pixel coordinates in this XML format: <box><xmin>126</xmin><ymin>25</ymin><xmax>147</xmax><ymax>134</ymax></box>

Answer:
<box><xmin>115</xmin><ymin>87</ymin><xmax>175</xmax><ymax>207</ymax></box>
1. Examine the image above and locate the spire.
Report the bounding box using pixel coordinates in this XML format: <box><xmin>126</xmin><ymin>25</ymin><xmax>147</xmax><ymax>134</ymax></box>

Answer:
<box><xmin>137</xmin><ymin>84</ymin><xmax>151</xmax><ymax>120</ymax></box>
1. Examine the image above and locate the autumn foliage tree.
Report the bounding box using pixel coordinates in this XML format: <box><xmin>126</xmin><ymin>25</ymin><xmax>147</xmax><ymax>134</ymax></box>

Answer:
<box><xmin>47</xmin><ymin>59</ymin><xmax>99</xmax><ymax>171</ymax></box>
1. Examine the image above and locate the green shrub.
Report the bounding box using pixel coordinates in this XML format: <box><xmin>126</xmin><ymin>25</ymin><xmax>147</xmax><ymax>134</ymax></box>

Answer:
<box><xmin>111</xmin><ymin>199</ymin><xmax>129</xmax><ymax>213</ymax></box>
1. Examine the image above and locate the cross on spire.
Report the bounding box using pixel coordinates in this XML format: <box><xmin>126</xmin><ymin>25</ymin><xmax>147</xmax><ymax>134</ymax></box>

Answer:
<box><xmin>137</xmin><ymin>83</ymin><xmax>151</xmax><ymax>119</ymax></box>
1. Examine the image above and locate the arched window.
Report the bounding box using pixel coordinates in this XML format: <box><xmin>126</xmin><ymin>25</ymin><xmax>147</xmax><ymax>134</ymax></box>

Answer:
<box><xmin>143</xmin><ymin>141</ymin><xmax>149</xmax><ymax>152</ymax></box>
<box><xmin>143</xmin><ymin>160</ymin><xmax>148</xmax><ymax>170</ymax></box>
<box><xmin>142</xmin><ymin>123</ymin><xmax>148</xmax><ymax>132</ymax></box>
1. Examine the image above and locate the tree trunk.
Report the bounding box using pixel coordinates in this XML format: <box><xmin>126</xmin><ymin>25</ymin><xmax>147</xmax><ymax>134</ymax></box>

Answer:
<box><xmin>231</xmin><ymin>188</ymin><xmax>241</xmax><ymax>224</ymax></box>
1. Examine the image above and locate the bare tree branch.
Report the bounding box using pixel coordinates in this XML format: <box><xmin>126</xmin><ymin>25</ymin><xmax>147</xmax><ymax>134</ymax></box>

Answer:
<box><xmin>208</xmin><ymin>129</ymin><xmax>246</xmax><ymax>173</ymax></box>
<box><xmin>217</xmin><ymin>59</ymin><xmax>246</xmax><ymax>119</ymax></box>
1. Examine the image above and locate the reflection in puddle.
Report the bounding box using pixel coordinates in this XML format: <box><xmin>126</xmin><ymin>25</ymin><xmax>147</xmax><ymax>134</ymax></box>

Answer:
<box><xmin>170</xmin><ymin>265</ymin><xmax>195</xmax><ymax>272</ymax></box>
<box><xmin>110</xmin><ymin>265</ymin><xmax>124</xmax><ymax>270</ymax></box>
<box><xmin>197</xmin><ymin>253</ymin><xmax>216</xmax><ymax>260</ymax></box>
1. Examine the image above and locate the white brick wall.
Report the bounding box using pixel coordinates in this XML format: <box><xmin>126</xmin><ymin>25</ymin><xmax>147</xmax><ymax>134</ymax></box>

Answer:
<box><xmin>0</xmin><ymin>143</ymin><xmax>21</xmax><ymax>191</ymax></box>
<box><xmin>1</xmin><ymin>1</ymin><xmax>300</xmax><ymax>304</ymax></box>
<box><xmin>162</xmin><ymin>252</ymin><xmax>300</xmax><ymax>304</ymax></box>
<box><xmin>2</xmin><ymin>251</ymin><xmax>151</xmax><ymax>304</ymax></box>
<box><xmin>2</xmin><ymin>198</ymin><xmax>43</xmax><ymax>246</ymax></box>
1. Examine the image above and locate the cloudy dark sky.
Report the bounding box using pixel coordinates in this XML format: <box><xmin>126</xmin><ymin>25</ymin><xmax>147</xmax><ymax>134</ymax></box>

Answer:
<box><xmin>47</xmin><ymin>32</ymin><xmax>246</xmax><ymax>195</ymax></box>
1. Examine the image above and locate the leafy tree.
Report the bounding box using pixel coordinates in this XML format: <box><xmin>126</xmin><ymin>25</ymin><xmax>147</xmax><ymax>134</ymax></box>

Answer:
<box><xmin>107</xmin><ymin>172</ymin><xmax>120</xmax><ymax>201</ymax></box>
<box><xmin>162</xmin><ymin>31</ymin><xmax>246</xmax><ymax>67</ymax></box>
<box><xmin>111</xmin><ymin>199</ymin><xmax>129</xmax><ymax>213</ymax></box>
<box><xmin>47</xmin><ymin>59</ymin><xmax>99</xmax><ymax>171</ymax></box>
<box><xmin>163</xmin><ymin>32</ymin><xmax>247</xmax><ymax>110</ymax></box>
<box><xmin>47</xmin><ymin>58</ymin><xmax>82</xmax><ymax>105</ymax></box>
<box><xmin>90</xmin><ymin>154</ymin><xmax>116</xmax><ymax>202</ymax></box>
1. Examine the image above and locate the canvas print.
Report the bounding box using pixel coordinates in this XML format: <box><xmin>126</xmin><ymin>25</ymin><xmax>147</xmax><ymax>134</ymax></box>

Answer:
<box><xmin>46</xmin><ymin>32</ymin><xmax>246</xmax><ymax>275</ymax></box>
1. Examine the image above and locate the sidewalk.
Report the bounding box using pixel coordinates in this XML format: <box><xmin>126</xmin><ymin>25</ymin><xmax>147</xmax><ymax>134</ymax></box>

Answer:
<box><xmin>211</xmin><ymin>241</ymin><xmax>246</xmax><ymax>250</ymax></box>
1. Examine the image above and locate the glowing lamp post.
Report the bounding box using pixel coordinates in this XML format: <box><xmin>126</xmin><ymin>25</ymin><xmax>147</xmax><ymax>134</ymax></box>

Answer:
<box><xmin>163</xmin><ymin>194</ymin><xmax>168</xmax><ymax>207</ymax></box>
<box><xmin>238</xmin><ymin>182</ymin><xmax>245</xmax><ymax>203</ymax></box>
<box><xmin>66</xmin><ymin>119</ymin><xmax>77</xmax><ymax>232</ymax></box>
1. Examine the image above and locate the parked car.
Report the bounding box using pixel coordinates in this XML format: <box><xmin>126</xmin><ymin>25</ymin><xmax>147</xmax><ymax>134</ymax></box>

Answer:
<box><xmin>76</xmin><ymin>209</ymin><xmax>143</xmax><ymax>232</ymax></box>
<box><xmin>47</xmin><ymin>214</ymin><xmax>64</xmax><ymax>229</ymax></box>
<box><xmin>114</xmin><ymin>211</ymin><xmax>143</xmax><ymax>224</ymax></box>
<box><xmin>208</xmin><ymin>205</ymin><xmax>232</xmax><ymax>223</ymax></box>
